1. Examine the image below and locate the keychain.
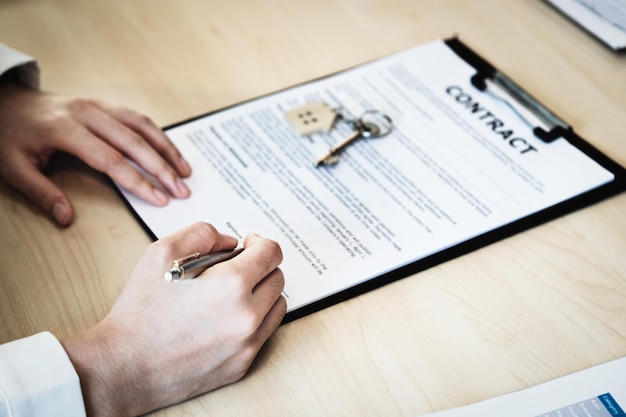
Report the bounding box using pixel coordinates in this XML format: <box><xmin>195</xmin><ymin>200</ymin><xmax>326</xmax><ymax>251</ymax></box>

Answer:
<box><xmin>285</xmin><ymin>102</ymin><xmax>393</xmax><ymax>166</ymax></box>
<box><xmin>284</xmin><ymin>102</ymin><xmax>339</xmax><ymax>136</ymax></box>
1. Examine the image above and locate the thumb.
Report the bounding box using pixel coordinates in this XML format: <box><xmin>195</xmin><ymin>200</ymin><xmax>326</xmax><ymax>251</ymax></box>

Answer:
<box><xmin>2</xmin><ymin>159</ymin><xmax>74</xmax><ymax>226</ymax></box>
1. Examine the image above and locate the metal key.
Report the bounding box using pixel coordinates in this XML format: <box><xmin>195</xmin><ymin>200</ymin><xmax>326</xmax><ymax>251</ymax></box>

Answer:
<box><xmin>315</xmin><ymin>110</ymin><xmax>393</xmax><ymax>166</ymax></box>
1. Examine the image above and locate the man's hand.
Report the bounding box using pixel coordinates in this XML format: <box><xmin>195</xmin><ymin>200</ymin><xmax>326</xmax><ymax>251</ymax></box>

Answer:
<box><xmin>0</xmin><ymin>84</ymin><xmax>192</xmax><ymax>225</ymax></box>
<box><xmin>61</xmin><ymin>222</ymin><xmax>287</xmax><ymax>417</ymax></box>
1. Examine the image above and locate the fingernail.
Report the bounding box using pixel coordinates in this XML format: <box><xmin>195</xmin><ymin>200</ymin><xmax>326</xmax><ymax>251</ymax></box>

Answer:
<box><xmin>153</xmin><ymin>188</ymin><xmax>169</xmax><ymax>205</ymax></box>
<box><xmin>176</xmin><ymin>177</ymin><xmax>190</xmax><ymax>197</ymax></box>
<box><xmin>179</xmin><ymin>157</ymin><xmax>192</xmax><ymax>176</ymax></box>
<box><xmin>52</xmin><ymin>202</ymin><xmax>70</xmax><ymax>225</ymax></box>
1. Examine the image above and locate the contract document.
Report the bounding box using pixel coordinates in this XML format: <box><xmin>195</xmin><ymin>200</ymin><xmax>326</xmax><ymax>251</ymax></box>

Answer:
<box><xmin>118</xmin><ymin>39</ymin><xmax>624</xmax><ymax>321</ymax></box>
<box><xmin>420</xmin><ymin>356</ymin><xmax>626</xmax><ymax>417</ymax></box>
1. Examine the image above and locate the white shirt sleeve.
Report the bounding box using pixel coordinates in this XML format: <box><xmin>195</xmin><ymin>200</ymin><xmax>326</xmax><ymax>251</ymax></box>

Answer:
<box><xmin>0</xmin><ymin>332</ymin><xmax>86</xmax><ymax>417</ymax></box>
<box><xmin>0</xmin><ymin>46</ymin><xmax>85</xmax><ymax>415</ymax></box>
<box><xmin>0</xmin><ymin>43</ymin><xmax>40</xmax><ymax>89</ymax></box>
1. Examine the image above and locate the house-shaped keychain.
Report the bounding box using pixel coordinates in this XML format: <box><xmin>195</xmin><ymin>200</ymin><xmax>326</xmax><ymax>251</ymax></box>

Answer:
<box><xmin>284</xmin><ymin>102</ymin><xmax>338</xmax><ymax>136</ymax></box>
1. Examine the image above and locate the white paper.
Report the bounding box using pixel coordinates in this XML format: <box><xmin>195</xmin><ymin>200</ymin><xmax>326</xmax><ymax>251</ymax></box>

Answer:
<box><xmin>546</xmin><ymin>0</ymin><xmax>626</xmax><ymax>50</ymax></box>
<box><xmin>419</xmin><ymin>356</ymin><xmax>626</xmax><ymax>417</ymax></box>
<box><xmin>118</xmin><ymin>40</ymin><xmax>614</xmax><ymax>314</ymax></box>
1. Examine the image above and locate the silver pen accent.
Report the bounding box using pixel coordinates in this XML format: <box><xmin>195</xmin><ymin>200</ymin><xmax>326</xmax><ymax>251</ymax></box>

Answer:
<box><xmin>163</xmin><ymin>248</ymin><xmax>244</xmax><ymax>282</ymax></box>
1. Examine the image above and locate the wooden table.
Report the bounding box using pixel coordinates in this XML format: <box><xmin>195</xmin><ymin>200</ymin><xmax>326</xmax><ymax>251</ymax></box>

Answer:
<box><xmin>1</xmin><ymin>1</ymin><xmax>625</xmax><ymax>415</ymax></box>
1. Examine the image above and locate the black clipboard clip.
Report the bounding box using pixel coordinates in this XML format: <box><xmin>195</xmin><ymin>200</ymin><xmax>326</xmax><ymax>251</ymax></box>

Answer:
<box><xmin>471</xmin><ymin>71</ymin><xmax>568</xmax><ymax>143</ymax></box>
<box><xmin>446</xmin><ymin>37</ymin><xmax>569</xmax><ymax>143</ymax></box>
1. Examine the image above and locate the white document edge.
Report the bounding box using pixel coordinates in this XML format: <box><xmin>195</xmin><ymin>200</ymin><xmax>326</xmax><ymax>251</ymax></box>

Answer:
<box><xmin>419</xmin><ymin>356</ymin><xmax>626</xmax><ymax>417</ymax></box>
<box><xmin>546</xmin><ymin>0</ymin><xmax>626</xmax><ymax>50</ymax></box>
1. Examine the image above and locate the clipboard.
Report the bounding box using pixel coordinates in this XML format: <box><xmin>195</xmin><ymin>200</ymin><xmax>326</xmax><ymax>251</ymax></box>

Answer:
<box><xmin>116</xmin><ymin>37</ymin><xmax>626</xmax><ymax>323</ymax></box>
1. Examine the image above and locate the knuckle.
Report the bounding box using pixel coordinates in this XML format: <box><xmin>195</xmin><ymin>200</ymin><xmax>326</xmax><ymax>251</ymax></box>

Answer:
<box><xmin>276</xmin><ymin>294</ymin><xmax>288</xmax><ymax>314</ymax></box>
<box><xmin>224</xmin><ymin>269</ymin><xmax>248</xmax><ymax>295</ymax></box>
<box><xmin>102</xmin><ymin>149</ymin><xmax>126</xmax><ymax>170</ymax></box>
<box><xmin>256</xmin><ymin>239</ymin><xmax>283</xmax><ymax>271</ymax></box>
<box><xmin>236</xmin><ymin>306</ymin><xmax>263</xmax><ymax>335</ymax></box>
<box><xmin>227</xmin><ymin>350</ymin><xmax>256</xmax><ymax>383</ymax></box>
<box><xmin>45</xmin><ymin>112</ymin><xmax>76</xmax><ymax>139</ymax></box>
<box><xmin>123</xmin><ymin>107</ymin><xmax>155</xmax><ymax>129</ymax></box>
<box><xmin>265</xmin><ymin>239</ymin><xmax>283</xmax><ymax>261</ymax></box>
<box><xmin>225</xmin><ymin>368</ymin><xmax>248</xmax><ymax>386</ymax></box>
<box><xmin>135</xmin><ymin>113</ymin><xmax>154</xmax><ymax>128</ymax></box>
<box><xmin>238</xmin><ymin>344</ymin><xmax>259</xmax><ymax>367</ymax></box>
<box><xmin>192</xmin><ymin>221</ymin><xmax>219</xmax><ymax>240</ymax></box>
<box><xmin>272</xmin><ymin>268</ymin><xmax>286</xmax><ymax>292</ymax></box>
<box><xmin>67</xmin><ymin>97</ymin><xmax>96</xmax><ymax>113</ymax></box>
<box><xmin>149</xmin><ymin>238</ymin><xmax>176</xmax><ymax>262</ymax></box>
<box><xmin>124</xmin><ymin>131</ymin><xmax>144</xmax><ymax>147</ymax></box>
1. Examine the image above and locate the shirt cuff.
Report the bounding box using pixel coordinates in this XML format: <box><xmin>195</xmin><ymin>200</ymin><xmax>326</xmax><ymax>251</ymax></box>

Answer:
<box><xmin>0</xmin><ymin>332</ymin><xmax>86</xmax><ymax>417</ymax></box>
<box><xmin>0</xmin><ymin>43</ymin><xmax>40</xmax><ymax>89</ymax></box>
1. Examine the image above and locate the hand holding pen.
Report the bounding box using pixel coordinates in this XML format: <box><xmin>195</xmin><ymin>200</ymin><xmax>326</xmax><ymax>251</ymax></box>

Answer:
<box><xmin>61</xmin><ymin>222</ymin><xmax>286</xmax><ymax>416</ymax></box>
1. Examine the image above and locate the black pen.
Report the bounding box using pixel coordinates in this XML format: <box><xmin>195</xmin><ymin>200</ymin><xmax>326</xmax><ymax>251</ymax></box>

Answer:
<box><xmin>163</xmin><ymin>248</ymin><xmax>244</xmax><ymax>282</ymax></box>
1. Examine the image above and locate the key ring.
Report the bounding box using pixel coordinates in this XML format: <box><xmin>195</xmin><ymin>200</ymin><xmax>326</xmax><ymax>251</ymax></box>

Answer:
<box><xmin>356</xmin><ymin>110</ymin><xmax>393</xmax><ymax>138</ymax></box>
<box><xmin>315</xmin><ymin>109</ymin><xmax>394</xmax><ymax>166</ymax></box>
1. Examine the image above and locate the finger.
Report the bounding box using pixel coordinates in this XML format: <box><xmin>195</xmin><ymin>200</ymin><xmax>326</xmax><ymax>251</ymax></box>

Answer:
<box><xmin>91</xmin><ymin>100</ymin><xmax>192</xmax><ymax>178</ymax></box>
<box><xmin>56</xmin><ymin>121</ymin><xmax>172</xmax><ymax>206</ymax></box>
<box><xmin>251</xmin><ymin>267</ymin><xmax>286</xmax><ymax>317</ymax></box>
<box><xmin>0</xmin><ymin>154</ymin><xmax>74</xmax><ymax>225</ymax></box>
<box><xmin>233</xmin><ymin>234</ymin><xmax>284</xmax><ymax>286</ymax></box>
<box><xmin>154</xmin><ymin>222</ymin><xmax>239</xmax><ymax>268</ymax></box>
<box><xmin>69</xmin><ymin>99</ymin><xmax>190</xmax><ymax>199</ymax></box>
<box><xmin>253</xmin><ymin>295</ymin><xmax>287</xmax><ymax>346</ymax></box>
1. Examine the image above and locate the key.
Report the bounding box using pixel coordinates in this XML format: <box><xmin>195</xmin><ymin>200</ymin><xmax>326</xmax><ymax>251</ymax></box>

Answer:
<box><xmin>315</xmin><ymin>110</ymin><xmax>393</xmax><ymax>166</ymax></box>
